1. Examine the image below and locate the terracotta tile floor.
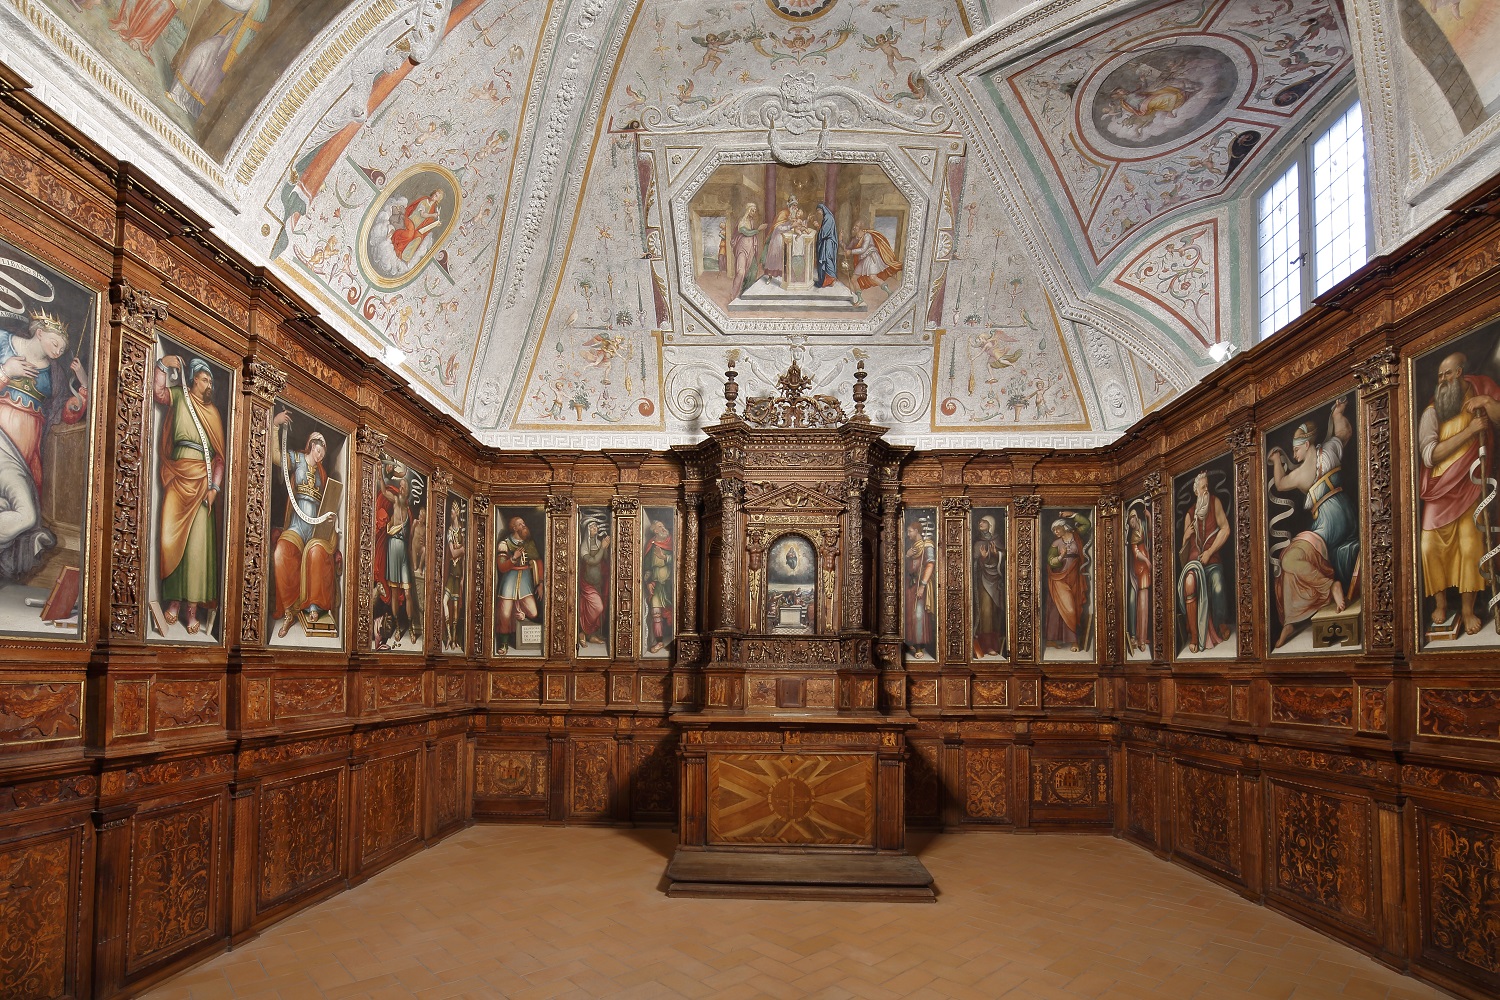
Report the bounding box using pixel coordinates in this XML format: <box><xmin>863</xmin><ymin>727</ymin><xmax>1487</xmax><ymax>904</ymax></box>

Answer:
<box><xmin>145</xmin><ymin>826</ymin><xmax>1451</xmax><ymax>1000</ymax></box>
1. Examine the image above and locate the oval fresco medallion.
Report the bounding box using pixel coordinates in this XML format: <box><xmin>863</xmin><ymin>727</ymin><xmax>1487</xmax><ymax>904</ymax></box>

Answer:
<box><xmin>357</xmin><ymin>164</ymin><xmax>461</xmax><ymax>291</ymax></box>
<box><xmin>1081</xmin><ymin>42</ymin><xmax>1245</xmax><ymax>155</ymax></box>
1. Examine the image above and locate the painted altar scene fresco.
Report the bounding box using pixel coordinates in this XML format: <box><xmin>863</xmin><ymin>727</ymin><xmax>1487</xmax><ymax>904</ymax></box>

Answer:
<box><xmin>146</xmin><ymin>335</ymin><xmax>231</xmax><ymax>644</ymax></box>
<box><xmin>1399</xmin><ymin>0</ymin><xmax>1500</xmax><ymax>139</ymax></box>
<box><xmin>971</xmin><ymin>507</ymin><xmax>1007</xmax><ymax>661</ymax></box>
<box><xmin>1412</xmin><ymin>320</ymin><xmax>1500</xmax><ymax>649</ymax></box>
<box><xmin>689</xmin><ymin>162</ymin><xmax>908</xmax><ymax>318</ymax></box>
<box><xmin>494</xmin><ymin>505</ymin><xmax>545</xmax><ymax>656</ymax></box>
<box><xmin>576</xmin><ymin>506</ymin><xmax>613</xmax><ymax>657</ymax></box>
<box><xmin>641</xmin><ymin>505</ymin><xmax>676</xmax><ymax>658</ymax></box>
<box><xmin>1173</xmin><ymin>454</ymin><xmax>1236</xmax><ymax>660</ymax></box>
<box><xmin>0</xmin><ymin>239</ymin><xmax>95</xmax><ymax>639</ymax></box>
<box><xmin>1041</xmin><ymin>508</ymin><xmax>1094</xmax><ymax>661</ymax></box>
<box><xmin>766</xmin><ymin>534</ymin><xmax>817</xmax><ymax>635</ymax></box>
<box><xmin>440</xmin><ymin>492</ymin><xmax>468</xmax><ymax>655</ymax></box>
<box><xmin>372</xmin><ymin>453</ymin><xmax>427</xmax><ymax>653</ymax></box>
<box><xmin>37</xmin><ymin>1</ymin><xmax>357</xmax><ymax>160</ymax></box>
<box><xmin>902</xmin><ymin>508</ymin><xmax>938</xmax><ymax>661</ymax></box>
<box><xmin>268</xmin><ymin>403</ymin><xmax>348</xmax><ymax>649</ymax></box>
<box><xmin>1265</xmin><ymin>393</ymin><xmax>1362</xmax><ymax>655</ymax></box>
<box><xmin>1124</xmin><ymin>495</ymin><xmax>1153</xmax><ymax>661</ymax></box>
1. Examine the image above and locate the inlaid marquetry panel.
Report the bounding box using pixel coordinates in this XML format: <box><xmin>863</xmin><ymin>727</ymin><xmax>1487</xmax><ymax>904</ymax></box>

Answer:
<box><xmin>1417</xmin><ymin>810</ymin><xmax>1500</xmax><ymax>985</ymax></box>
<box><xmin>127</xmin><ymin>795</ymin><xmax>222</xmax><ymax>972</ymax></box>
<box><xmin>1172</xmin><ymin>760</ymin><xmax>1240</xmax><ymax>880</ymax></box>
<box><xmin>964</xmin><ymin>746</ymin><xmax>1010</xmax><ymax>823</ymax></box>
<box><xmin>1125</xmin><ymin>748</ymin><xmax>1157</xmax><ymax>843</ymax></box>
<box><xmin>257</xmin><ymin>769</ymin><xmax>342</xmax><ymax>911</ymax></box>
<box><xmin>475</xmin><ymin>749</ymin><xmax>550</xmax><ymax>799</ymax></box>
<box><xmin>707</xmin><ymin>753</ymin><xmax>874</xmax><ymax>847</ymax></box>
<box><xmin>0</xmin><ymin>831</ymin><xmax>79</xmax><ymax>1000</ymax></box>
<box><xmin>359</xmin><ymin>751</ymin><xmax>420</xmax><ymax>868</ymax></box>
<box><xmin>1267</xmin><ymin>781</ymin><xmax>1374</xmax><ymax>933</ymax></box>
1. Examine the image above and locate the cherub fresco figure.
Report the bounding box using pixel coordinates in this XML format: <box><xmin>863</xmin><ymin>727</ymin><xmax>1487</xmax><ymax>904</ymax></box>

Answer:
<box><xmin>860</xmin><ymin>28</ymin><xmax>916</xmax><ymax>74</ymax></box>
<box><xmin>691</xmin><ymin>31</ymin><xmax>740</xmax><ymax>74</ymax></box>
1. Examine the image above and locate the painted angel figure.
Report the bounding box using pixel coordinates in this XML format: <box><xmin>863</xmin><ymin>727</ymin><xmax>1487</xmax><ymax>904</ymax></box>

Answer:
<box><xmin>691</xmin><ymin>31</ymin><xmax>741</xmax><ymax>74</ymax></box>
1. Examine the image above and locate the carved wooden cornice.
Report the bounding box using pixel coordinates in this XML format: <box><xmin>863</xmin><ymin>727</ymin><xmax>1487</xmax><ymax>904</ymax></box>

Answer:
<box><xmin>242</xmin><ymin>359</ymin><xmax>287</xmax><ymax>403</ymax></box>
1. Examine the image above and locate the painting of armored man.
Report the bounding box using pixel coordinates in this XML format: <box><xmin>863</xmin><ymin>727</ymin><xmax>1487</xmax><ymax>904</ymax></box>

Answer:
<box><xmin>1041</xmin><ymin>508</ymin><xmax>1094</xmax><ymax>661</ymax></box>
<box><xmin>1174</xmin><ymin>455</ymin><xmax>1236</xmax><ymax>660</ymax></box>
<box><xmin>147</xmin><ymin>334</ymin><xmax>232</xmax><ymax>643</ymax></box>
<box><xmin>576</xmin><ymin>506</ymin><xmax>612</xmax><ymax>657</ymax></box>
<box><xmin>494</xmin><ymin>505</ymin><xmax>546</xmax><ymax>656</ymax></box>
<box><xmin>0</xmin><ymin>239</ymin><xmax>96</xmax><ymax>639</ymax></box>
<box><xmin>441</xmin><ymin>492</ymin><xmax>468</xmax><ymax>655</ymax></box>
<box><xmin>1266</xmin><ymin>393</ymin><xmax>1362</xmax><ymax>654</ymax></box>
<box><xmin>1124</xmin><ymin>495</ymin><xmax>1153</xmax><ymax>661</ymax></box>
<box><xmin>903</xmin><ymin>508</ymin><xmax>938</xmax><ymax>661</ymax></box>
<box><xmin>372</xmin><ymin>452</ymin><xmax>427</xmax><ymax>652</ymax></box>
<box><xmin>641</xmin><ymin>506</ymin><xmax>676</xmax><ymax>658</ymax></box>
<box><xmin>1412</xmin><ymin>320</ymin><xmax>1500</xmax><ymax>649</ymax></box>
<box><xmin>971</xmin><ymin>507</ymin><xmax>1007</xmax><ymax>661</ymax></box>
<box><xmin>268</xmin><ymin>403</ymin><xmax>347</xmax><ymax>649</ymax></box>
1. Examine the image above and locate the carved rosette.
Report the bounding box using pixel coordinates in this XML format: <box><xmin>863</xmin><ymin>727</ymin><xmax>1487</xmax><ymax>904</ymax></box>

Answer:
<box><xmin>942</xmin><ymin>496</ymin><xmax>971</xmax><ymax>662</ymax></box>
<box><xmin>354</xmin><ymin>425</ymin><xmax>387</xmax><ymax>652</ymax></box>
<box><xmin>1355</xmin><ymin>350</ymin><xmax>1397</xmax><ymax>652</ymax></box>
<box><xmin>471</xmin><ymin>496</ymin><xmax>490</xmax><ymax>659</ymax></box>
<box><xmin>1227</xmin><ymin>424</ymin><xmax>1256</xmax><ymax>660</ymax></box>
<box><xmin>1013</xmin><ymin>495</ymin><xmax>1042</xmax><ymax>662</ymax></box>
<box><xmin>238</xmin><ymin>361</ymin><xmax>287</xmax><ymax>647</ymax></box>
<box><xmin>1098</xmin><ymin>496</ymin><xmax>1120</xmax><ymax>664</ymax></box>
<box><xmin>109</xmin><ymin>281</ymin><xmax>168</xmax><ymax>637</ymax></box>
<box><xmin>546</xmin><ymin>494</ymin><xmax>572</xmax><ymax>658</ymax></box>
<box><xmin>612</xmin><ymin>495</ymin><xmax>640</xmax><ymax>656</ymax></box>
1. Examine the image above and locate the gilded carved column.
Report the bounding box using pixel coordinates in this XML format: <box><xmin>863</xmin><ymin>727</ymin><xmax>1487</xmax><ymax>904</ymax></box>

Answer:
<box><xmin>107</xmin><ymin>280</ymin><xmax>167</xmax><ymax>640</ymax></box>
<box><xmin>471</xmin><ymin>495</ymin><xmax>490</xmax><ymax>663</ymax></box>
<box><xmin>546</xmin><ymin>494</ymin><xmax>572</xmax><ymax>659</ymax></box>
<box><xmin>1227</xmin><ymin>422</ymin><xmax>1257</xmax><ymax>660</ymax></box>
<box><xmin>717</xmin><ymin>478</ymin><xmax>744</xmax><ymax>635</ymax></box>
<box><xmin>843</xmin><ymin>476</ymin><xmax>867</xmax><ymax>632</ymax></box>
<box><xmin>679</xmin><ymin>492</ymin><xmax>701</xmax><ymax>637</ymax></box>
<box><xmin>354</xmin><ymin>424</ymin><xmax>387</xmax><ymax>653</ymax></box>
<box><xmin>1354</xmin><ymin>347</ymin><xmax>1398</xmax><ymax>653</ymax></box>
<box><xmin>1013</xmin><ymin>495</ymin><xmax>1042</xmax><ymax>663</ymax></box>
<box><xmin>1142</xmin><ymin>471</ymin><xmax>1167</xmax><ymax>663</ymax></box>
<box><xmin>237</xmin><ymin>359</ymin><xmax>287</xmax><ymax>649</ymax></box>
<box><xmin>941</xmin><ymin>496</ymin><xmax>971</xmax><ymax>663</ymax></box>
<box><xmin>612</xmin><ymin>495</ymin><xmax>639</xmax><ymax>658</ymax></box>
<box><xmin>1098</xmin><ymin>495</ymin><xmax>1120</xmax><ymax>665</ymax></box>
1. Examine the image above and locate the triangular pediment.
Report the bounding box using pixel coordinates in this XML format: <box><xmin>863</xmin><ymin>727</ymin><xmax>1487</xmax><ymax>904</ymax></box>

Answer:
<box><xmin>741</xmin><ymin>482</ymin><xmax>847</xmax><ymax>514</ymax></box>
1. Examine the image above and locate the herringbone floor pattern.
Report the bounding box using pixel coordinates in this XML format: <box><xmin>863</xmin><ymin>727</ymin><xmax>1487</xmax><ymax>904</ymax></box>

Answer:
<box><xmin>144</xmin><ymin>826</ymin><xmax>1450</xmax><ymax>1000</ymax></box>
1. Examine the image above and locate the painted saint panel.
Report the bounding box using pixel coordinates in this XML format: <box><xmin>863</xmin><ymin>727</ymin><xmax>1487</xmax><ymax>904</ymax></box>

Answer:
<box><xmin>970</xmin><ymin>508</ymin><xmax>1007</xmax><ymax>661</ymax></box>
<box><xmin>1412</xmin><ymin>323</ymin><xmax>1500</xmax><ymax>649</ymax></box>
<box><xmin>1173</xmin><ymin>455</ymin><xmax>1237</xmax><ymax>660</ymax></box>
<box><xmin>357</xmin><ymin>165</ymin><xmax>461</xmax><ymax>291</ymax></box>
<box><xmin>0</xmin><ymin>239</ymin><xmax>97</xmax><ymax>639</ymax></box>
<box><xmin>493</xmin><ymin>506</ymin><xmax>545</xmax><ymax>656</ymax></box>
<box><xmin>1041</xmin><ymin>508</ymin><xmax>1094</xmax><ymax>660</ymax></box>
<box><xmin>146</xmin><ymin>336</ymin><xmax>232</xmax><ymax>644</ymax></box>
<box><xmin>440</xmin><ymin>492</ymin><xmax>468</xmax><ymax>655</ymax></box>
<box><xmin>268</xmin><ymin>404</ymin><xmax>348</xmax><ymax>649</ymax></box>
<box><xmin>766</xmin><ymin>533</ymin><xmax>816</xmax><ymax>635</ymax></box>
<box><xmin>1265</xmin><ymin>392</ymin><xmax>1362</xmax><ymax>654</ymax></box>
<box><xmin>1124</xmin><ymin>495</ymin><xmax>1153</xmax><ymax>661</ymax></box>
<box><xmin>902</xmin><ymin>508</ymin><xmax>938</xmax><ymax>661</ymax></box>
<box><xmin>641</xmin><ymin>506</ymin><xmax>676</xmax><ymax>658</ymax></box>
<box><xmin>576</xmin><ymin>506</ymin><xmax>613</xmax><ymax>656</ymax></box>
<box><xmin>372</xmin><ymin>453</ymin><xmax>427</xmax><ymax>652</ymax></box>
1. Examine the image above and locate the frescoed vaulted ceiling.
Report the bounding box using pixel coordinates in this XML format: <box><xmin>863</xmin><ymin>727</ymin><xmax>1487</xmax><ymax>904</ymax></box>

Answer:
<box><xmin>0</xmin><ymin>0</ymin><xmax>1463</xmax><ymax>449</ymax></box>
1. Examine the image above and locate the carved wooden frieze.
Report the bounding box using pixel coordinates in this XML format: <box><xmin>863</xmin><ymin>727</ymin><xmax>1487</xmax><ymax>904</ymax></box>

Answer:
<box><xmin>1353</xmin><ymin>350</ymin><xmax>1396</xmax><ymax>654</ymax></box>
<box><xmin>111</xmin><ymin>313</ymin><xmax>157</xmax><ymax>639</ymax></box>
<box><xmin>471</xmin><ymin>495</ymin><xmax>490</xmax><ymax>659</ymax></box>
<box><xmin>1227</xmin><ymin>424</ymin><xmax>1256</xmax><ymax>659</ymax></box>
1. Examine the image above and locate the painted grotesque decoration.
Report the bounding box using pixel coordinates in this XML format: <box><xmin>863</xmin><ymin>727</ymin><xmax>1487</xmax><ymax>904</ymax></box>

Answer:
<box><xmin>1413</xmin><ymin>322</ymin><xmax>1500</xmax><ymax>648</ymax></box>
<box><xmin>1041</xmin><ymin>508</ymin><xmax>1094</xmax><ymax>660</ymax></box>
<box><xmin>441</xmin><ymin>492</ymin><xmax>468</xmax><ymax>655</ymax></box>
<box><xmin>0</xmin><ymin>240</ymin><xmax>96</xmax><ymax>639</ymax></box>
<box><xmin>1265</xmin><ymin>393</ymin><xmax>1362</xmax><ymax>653</ymax></box>
<box><xmin>1124</xmin><ymin>495</ymin><xmax>1152</xmax><ymax>660</ymax></box>
<box><xmin>576</xmin><ymin>506</ymin><xmax>613</xmax><ymax>656</ymax></box>
<box><xmin>148</xmin><ymin>336</ymin><xmax>231</xmax><ymax>643</ymax></box>
<box><xmin>494</xmin><ymin>506</ymin><xmax>546</xmax><ymax>656</ymax></box>
<box><xmin>1173</xmin><ymin>455</ymin><xmax>1236</xmax><ymax>659</ymax></box>
<box><xmin>766</xmin><ymin>534</ymin><xmax>816</xmax><ymax>634</ymax></box>
<box><xmin>641</xmin><ymin>506</ymin><xmax>676</xmax><ymax>657</ymax></box>
<box><xmin>971</xmin><ymin>508</ymin><xmax>1007</xmax><ymax>661</ymax></box>
<box><xmin>268</xmin><ymin>404</ymin><xmax>347</xmax><ymax>648</ymax></box>
<box><xmin>371</xmin><ymin>454</ymin><xmax>427</xmax><ymax>653</ymax></box>
<box><xmin>902</xmin><ymin>508</ymin><xmax>937</xmax><ymax>661</ymax></box>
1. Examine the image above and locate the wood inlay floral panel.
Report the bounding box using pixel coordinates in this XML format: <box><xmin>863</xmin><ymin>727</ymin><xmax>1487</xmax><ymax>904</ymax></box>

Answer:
<box><xmin>0</xmin><ymin>833</ymin><xmax>74</xmax><ymax>999</ymax></box>
<box><xmin>258</xmin><ymin>770</ymin><xmax>341</xmax><ymax>910</ymax></box>
<box><xmin>1173</xmin><ymin>761</ymin><xmax>1240</xmax><ymax>878</ymax></box>
<box><xmin>1269</xmin><ymin>782</ymin><xmax>1373</xmax><ymax>930</ymax></box>
<box><xmin>475</xmin><ymin>749</ymin><xmax>549</xmax><ymax>798</ymax></box>
<box><xmin>128</xmin><ymin>796</ymin><xmax>220</xmax><ymax>970</ymax></box>
<box><xmin>1419</xmin><ymin>813</ymin><xmax>1500</xmax><ymax>980</ymax></box>
<box><xmin>707</xmin><ymin>753</ymin><xmax>874</xmax><ymax>847</ymax></box>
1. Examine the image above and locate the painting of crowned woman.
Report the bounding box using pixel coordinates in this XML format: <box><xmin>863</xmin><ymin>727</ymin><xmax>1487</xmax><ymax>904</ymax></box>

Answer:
<box><xmin>0</xmin><ymin>241</ymin><xmax>96</xmax><ymax>638</ymax></box>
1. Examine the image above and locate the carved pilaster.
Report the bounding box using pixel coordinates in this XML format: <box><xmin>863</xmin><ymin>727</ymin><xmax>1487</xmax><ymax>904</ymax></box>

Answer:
<box><xmin>717</xmin><ymin>478</ymin><xmax>744</xmax><ymax>632</ymax></box>
<box><xmin>1356</xmin><ymin>348</ymin><xmax>1398</xmax><ymax>652</ymax></box>
<box><xmin>879</xmin><ymin>491</ymin><xmax>902</xmax><ymax>640</ymax></box>
<box><xmin>941</xmin><ymin>496</ymin><xmax>971</xmax><ymax>663</ymax></box>
<box><xmin>355</xmin><ymin>425</ymin><xmax>387</xmax><ymax>652</ymax></box>
<box><xmin>680</xmin><ymin>493</ymin><xmax>701</xmax><ymax>635</ymax></box>
<box><xmin>843</xmin><ymin>477</ymin><xmax>867</xmax><ymax>631</ymax></box>
<box><xmin>1227</xmin><ymin>422</ymin><xmax>1257</xmax><ymax>660</ymax></box>
<box><xmin>430</xmin><ymin>470</ymin><xmax>453</xmax><ymax>656</ymax></box>
<box><xmin>1143</xmin><ymin>471</ymin><xmax>1167</xmax><ymax>662</ymax></box>
<box><xmin>1098</xmin><ymin>496</ymin><xmax>1120</xmax><ymax>664</ymax></box>
<box><xmin>238</xmin><ymin>360</ymin><xmax>286</xmax><ymax>647</ymax></box>
<box><xmin>546</xmin><ymin>494</ymin><xmax>572</xmax><ymax>659</ymax></box>
<box><xmin>471</xmin><ymin>496</ymin><xmax>490</xmax><ymax>660</ymax></box>
<box><xmin>612</xmin><ymin>495</ymin><xmax>640</xmax><ymax>657</ymax></box>
<box><xmin>1013</xmin><ymin>495</ymin><xmax>1042</xmax><ymax>662</ymax></box>
<box><xmin>107</xmin><ymin>280</ymin><xmax>167</xmax><ymax>639</ymax></box>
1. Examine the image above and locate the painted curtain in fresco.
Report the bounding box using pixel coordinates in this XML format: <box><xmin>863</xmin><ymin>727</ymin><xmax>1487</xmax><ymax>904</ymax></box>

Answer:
<box><xmin>441</xmin><ymin>491</ymin><xmax>468</xmax><ymax>655</ymax></box>
<box><xmin>576</xmin><ymin>505</ymin><xmax>612</xmax><ymax>656</ymax></box>
<box><xmin>1265</xmin><ymin>392</ymin><xmax>1361</xmax><ymax>654</ymax></box>
<box><xmin>0</xmin><ymin>238</ymin><xmax>97</xmax><ymax>639</ymax></box>
<box><xmin>268</xmin><ymin>402</ymin><xmax>347</xmax><ymax>649</ymax></box>
<box><xmin>494</xmin><ymin>505</ymin><xmax>545</xmax><ymax>656</ymax></box>
<box><xmin>970</xmin><ymin>507</ymin><xmax>1007</xmax><ymax>661</ymax></box>
<box><xmin>902</xmin><ymin>507</ymin><xmax>937</xmax><ymax>661</ymax></box>
<box><xmin>372</xmin><ymin>452</ymin><xmax>427</xmax><ymax>652</ymax></box>
<box><xmin>1124</xmin><ymin>495</ymin><xmax>1152</xmax><ymax>661</ymax></box>
<box><xmin>147</xmin><ymin>333</ymin><xmax>231</xmax><ymax>644</ymax></box>
<box><xmin>641</xmin><ymin>505</ymin><xmax>676</xmax><ymax>658</ymax></box>
<box><xmin>1041</xmin><ymin>507</ymin><xmax>1093</xmax><ymax>660</ymax></box>
<box><xmin>1174</xmin><ymin>454</ymin><xmax>1236</xmax><ymax>659</ymax></box>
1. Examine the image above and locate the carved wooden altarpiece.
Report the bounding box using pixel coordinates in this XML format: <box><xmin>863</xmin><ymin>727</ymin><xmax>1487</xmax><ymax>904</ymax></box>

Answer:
<box><xmin>666</xmin><ymin>357</ymin><xmax>933</xmax><ymax>901</ymax></box>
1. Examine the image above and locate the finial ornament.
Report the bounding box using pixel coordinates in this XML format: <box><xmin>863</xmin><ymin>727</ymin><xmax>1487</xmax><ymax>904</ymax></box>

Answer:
<box><xmin>724</xmin><ymin>350</ymin><xmax>741</xmax><ymax>418</ymax></box>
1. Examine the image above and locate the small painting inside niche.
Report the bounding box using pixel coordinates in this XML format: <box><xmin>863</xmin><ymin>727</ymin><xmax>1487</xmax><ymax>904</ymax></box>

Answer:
<box><xmin>1124</xmin><ymin>496</ymin><xmax>1152</xmax><ymax>661</ymax></box>
<box><xmin>577</xmin><ymin>506</ymin><xmax>613</xmax><ymax>656</ymax></box>
<box><xmin>441</xmin><ymin>492</ymin><xmax>468</xmax><ymax>655</ymax></box>
<box><xmin>1042</xmin><ymin>508</ymin><xmax>1094</xmax><ymax>660</ymax></box>
<box><xmin>971</xmin><ymin>507</ymin><xmax>1007</xmax><ymax>661</ymax></box>
<box><xmin>269</xmin><ymin>403</ymin><xmax>348</xmax><ymax>649</ymax></box>
<box><xmin>494</xmin><ymin>506</ymin><xmax>546</xmax><ymax>655</ymax></box>
<box><xmin>700</xmin><ymin>216</ymin><xmax>726</xmax><ymax>272</ymax></box>
<box><xmin>903</xmin><ymin>508</ymin><xmax>937</xmax><ymax>661</ymax></box>
<box><xmin>1173</xmin><ymin>455</ymin><xmax>1236</xmax><ymax>660</ymax></box>
<box><xmin>641</xmin><ymin>506</ymin><xmax>676</xmax><ymax>657</ymax></box>
<box><xmin>766</xmin><ymin>533</ymin><xmax>816</xmax><ymax>634</ymax></box>
<box><xmin>372</xmin><ymin>452</ymin><xmax>427</xmax><ymax>653</ymax></box>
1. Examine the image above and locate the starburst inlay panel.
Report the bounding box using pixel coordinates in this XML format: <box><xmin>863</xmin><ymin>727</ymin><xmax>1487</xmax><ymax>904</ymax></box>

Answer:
<box><xmin>707</xmin><ymin>753</ymin><xmax>875</xmax><ymax>847</ymax></box>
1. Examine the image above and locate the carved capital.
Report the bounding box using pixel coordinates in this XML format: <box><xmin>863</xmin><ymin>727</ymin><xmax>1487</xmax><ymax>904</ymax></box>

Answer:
<box><xmin>941</xmin><ymin>496</ymin><xmax>971</xmax><ymax>515</ymax></box>
<box><xmin>1353</xmin><ymin>346</ymin><xmax>1399</xmax><ymax>395</ymax></box>
<box><xmin>242</xmin><ymin>359</ymin><xmax>287</xmax><ymax>402</ymax></box>
<box><xmin>472</xmin><ymin>495</ymin><xmax>491</xmax><ymax>516</ymax></box>
<box><xmin>432</xmin><ymin>468</ymin><xmax>454</xmax><ymax>492</ymax></box>
<box><xmin>1227</xmin><ymin>421</ymin><xmax>1256</xmax><ymax>455</ymax></box>
<box><xmin>1098</xmin><ymin>495</ymin><xmax>1120</xmax><ymax>516</ymax></box>
<box><xmin>1141</xmin><ymin>469</ymin><xmax>1164</xmax><ymax>498</ymax></box>
<box><xmin>355</xmin><ymin>424</ymin><xmax>387</xmax><ymax>459</ymax></box>
<box><xmin>718</xmin><ymin>477</ymin><xmax>745</xmax><ymax>506</ymax></box>
<box><xmin>545</xmin><ymin>494</ymin><xmax>571</xmax><ymax>515</ymax></box>
<box><xmin>611</xmin><ymin>495</ymin><xmax>640</xmax><ymax>515</ymax></box>
<box><xmin>1014</xmin><ymin>494</ymin><xmax>1042</xmax><ymax>519</ymax></box>
<box><xmin>111</xmin><ymin>279</ymin><xmax>168</xmax><ymax>337</ymax></box>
